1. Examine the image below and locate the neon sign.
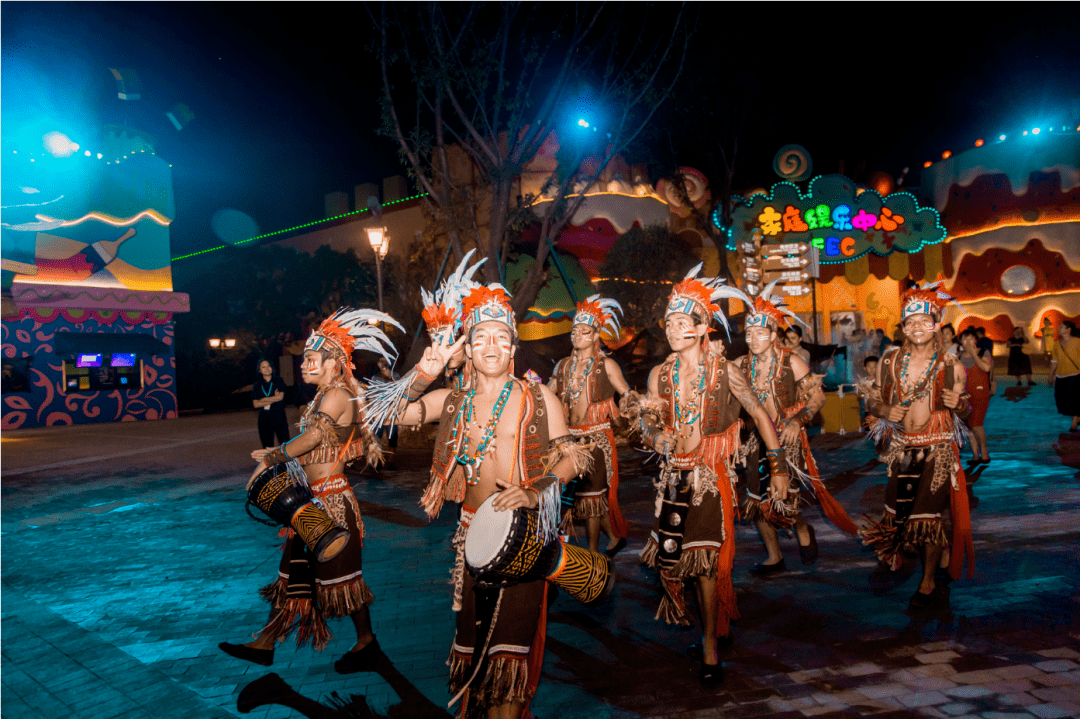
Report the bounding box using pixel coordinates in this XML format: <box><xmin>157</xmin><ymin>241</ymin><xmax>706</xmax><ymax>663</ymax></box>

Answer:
<box><xmin>715</xmin><ymin>174</ymin><xmax>945</xmax><ymax>263</ymax></box>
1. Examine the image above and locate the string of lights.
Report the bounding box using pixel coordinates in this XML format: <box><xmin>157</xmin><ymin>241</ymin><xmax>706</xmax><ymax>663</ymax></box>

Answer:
<box><xmin>923</xmin><ymin>124</ymin><xmax>1080</xmax><ymax>169</ymax></box>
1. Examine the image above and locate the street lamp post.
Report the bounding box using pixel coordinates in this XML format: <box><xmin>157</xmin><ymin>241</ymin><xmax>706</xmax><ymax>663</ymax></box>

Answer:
<box><xmin>366</xmin><ymin>228</ymin><xmax>389</xmax><ymax>312</ymax></box>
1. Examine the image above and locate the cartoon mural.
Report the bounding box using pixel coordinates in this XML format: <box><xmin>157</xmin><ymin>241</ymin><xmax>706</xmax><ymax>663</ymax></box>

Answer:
<box><xmin>2</xmin><ymin>125</ymin><xmax>189</xmax><ymax>428</ymax></box>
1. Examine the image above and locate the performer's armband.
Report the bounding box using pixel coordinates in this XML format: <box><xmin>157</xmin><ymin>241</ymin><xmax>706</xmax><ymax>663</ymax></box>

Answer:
<box><xmin>639</xmin><ymin>417</ymin><xmax>664</xmax><ymax>450</ymax></box>
<box><xmin>406</xmin><ymin>367</ymin><xmax>437</xmax><ymax>401</ymax></box>
<box><xmin>765</xmin><ymin>447</ymin><xmax>789</xmax><ymax>478</ymax></box>
<box><xmin>264</xmin><ymin>442</ymin><xmax>292</xmax><ymax>466</ymax></box>
<box><xmin>529</xmin><ymin>472</ymin><xmax>561</xmax><ymax>494</ymax></box>
<box><xmin>792</xmin><ymin>407</ymin><xmax>815</xmax><ymax>427</ymax></box>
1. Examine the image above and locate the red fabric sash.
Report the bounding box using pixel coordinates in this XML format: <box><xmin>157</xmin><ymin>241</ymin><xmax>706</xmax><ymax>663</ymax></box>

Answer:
<box><xmin>602</xmin><ymin>426</ymin><xmax>629</xmax><ymax>539</ymax></box>
<box><xmin>949</xmin><ymin>445</ymin><xmax>975</xmax><ymax>580</ymax></box>
<box><xmin>801</xmin><ymin>431</ymin><xmax>859</xmax><ymax>535</ymax></box>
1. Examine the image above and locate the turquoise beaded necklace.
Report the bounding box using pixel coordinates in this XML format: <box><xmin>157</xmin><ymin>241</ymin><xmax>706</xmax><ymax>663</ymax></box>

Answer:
<box><xmin>897</xmin><ymin>347</ymin><xmax>939</xmax><ymax>406</ymax></box>
<box><xmin>749</xmin><ymin>349</ymin><xmax>779</xmax><ymax>406</ymax></box>
<box><xmin>673</xmin><ymin>355</ymin><xmax>707</xmax><ymax>433</ymax></box>
<box><xmin>452</xmin><ymin>379</ymin><xmax>515</xmax><ymax>485</ymax></box>
<box><xmin>565</xmin><ymin>352</ymin><xmax>596</xmax><ymax>408</ymax></box>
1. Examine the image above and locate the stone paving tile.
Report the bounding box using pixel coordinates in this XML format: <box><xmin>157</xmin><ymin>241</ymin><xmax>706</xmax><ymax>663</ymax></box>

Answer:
<box><xmin>3</xmin><ymin>387</ymin><xmax>1080</xmax><ymax>718</ymax></box>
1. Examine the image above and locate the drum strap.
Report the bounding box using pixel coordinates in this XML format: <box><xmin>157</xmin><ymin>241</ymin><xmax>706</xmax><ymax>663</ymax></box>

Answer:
<box><xmin>448</xmin><ymin>586</ymin><xmax>505</xmax><ymax>709</ymax></box>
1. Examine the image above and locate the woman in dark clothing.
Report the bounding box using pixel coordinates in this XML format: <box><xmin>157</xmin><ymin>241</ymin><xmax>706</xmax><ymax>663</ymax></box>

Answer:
<box><xmin>252</xmin><ymin>359</ymin><xmax>291</xmax><ymax>447</ymax></box>
<box><xmin>1006</xmin><ymin>327</ymin><xmax>1033</xmax><ymax>386</ymax></box>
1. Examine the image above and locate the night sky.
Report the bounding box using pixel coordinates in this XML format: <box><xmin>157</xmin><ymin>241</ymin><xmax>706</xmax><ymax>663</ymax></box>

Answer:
<box><xmin>3</xmin><ymin>3</ymin><xmax>1078</xmax><ymax>259</ymax></box>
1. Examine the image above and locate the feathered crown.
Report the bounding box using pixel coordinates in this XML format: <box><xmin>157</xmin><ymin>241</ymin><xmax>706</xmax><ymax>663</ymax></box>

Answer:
<box><xmin>421</xmin><ymin>249</ymin><xmax>487</xmax><ymax>336</ymax></box>
<box><xmin>745</xmin><ymin>278</ymin><xmax>809</xmax><ymax>331</ymax></box>
<box><xmin>666</xmin><ymin>262</ymin><xmax>752</xmax><ymax>338</ymax></box>
<box><xmin>573</xmin><ymin>294</ymin><xmax>622</xmax><ymax>338</ymax></box>
<box><xmin>900</xmin><ymin>281</ymin><xmax>964</xmax><ymax>322</ymax></box>
<box><xmin>462</xmin><ymin>283</ymin><xmax>516</xmax><ymax>336</ymax></box>
<box><xmin>305</xmin><ymin>308</ymin><xmax>404</xmax><ymax>373</ymax></box>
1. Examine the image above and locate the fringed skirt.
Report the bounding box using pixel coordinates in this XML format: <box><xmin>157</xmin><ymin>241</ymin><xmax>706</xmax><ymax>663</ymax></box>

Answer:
<box><xmin>449</xmin><ymin>571</ymin><xmax>544</xmax><ymax>717</ymax></box>
<box><xmin>641</xmin><ymin>467</ymin><xmax>727</xmax><ymax>626</ymax></box>
<box><xmin>860</xmin><ymin>442</ymin><xmax>953</xmax><ymax>570</ymax></box>
<box><xmin>259</xmin><ymin>479</ymin><xmax>373</xmax><ymax>651</ymax></box>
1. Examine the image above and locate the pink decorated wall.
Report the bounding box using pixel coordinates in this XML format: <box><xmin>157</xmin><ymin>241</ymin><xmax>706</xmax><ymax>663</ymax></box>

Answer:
<box><xmin>2</xmin><ymin>311</ymin><xmax>177</xmax><ymax>429</ymax></box>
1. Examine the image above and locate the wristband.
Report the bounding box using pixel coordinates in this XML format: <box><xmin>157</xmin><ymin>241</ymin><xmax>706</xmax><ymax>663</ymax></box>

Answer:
<box><xmin>406</xmin><ymin>368</ymin><xmax>436</xmax><ymax>401</ymax></box>
<box><xmin>764</xmin><ymin>447</ymin><xmax>788</xmax><ymax>478</ymax></box>
<box><xmin>264</xmin><ymin>443</ymin><xmax>291</xmax><ymax>466</ymax></box>
<box><xmin>528</xmin><ymin>472</ymin><xmax>560</xmax><ymax>493</ymax></box>
<box><xmin>794</xmin><ymin>408</ymin><xmax>814</xmax><ymax>427</ymax></box>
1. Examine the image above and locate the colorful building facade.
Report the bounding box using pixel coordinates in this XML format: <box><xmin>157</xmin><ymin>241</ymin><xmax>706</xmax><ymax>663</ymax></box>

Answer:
<box><xmin>2</xmin><ymin>125</ymin><xmax>189</xmax><ymax>428</ymax></box>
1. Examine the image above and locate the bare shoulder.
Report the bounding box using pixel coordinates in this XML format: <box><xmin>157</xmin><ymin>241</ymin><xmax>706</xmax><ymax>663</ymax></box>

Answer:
<box><xmin>789</xmin><ymin>353</ymin><xmax>810</xmax><ymax>380</ymax></box>
<box><xmin>537</xmin><ymin>381</ymin><xmax>562</xmax><ymax>408</ymax></box>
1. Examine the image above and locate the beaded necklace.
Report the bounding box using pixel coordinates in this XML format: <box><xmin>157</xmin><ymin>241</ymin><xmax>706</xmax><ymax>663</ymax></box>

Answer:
<box><xmin>673</xmin><ymin>355</ymin><xmax>707</xmax><ymax>437</ymax></box>
<box><xmin>748</xmin><ymin>349</ymin><xmax>779</xmax><ymax>407</ymax></box>
<box><xmin>897</xmin><ymin>346</ymin><xmax>939</xmax><ymax>406</ymax></box>
<box><xmin>451</xmin><ymin>379</ymin><xmax>515</xmax><ymax>485</ymax></box>
<box><xmin>565</xmin><ymin>352</ymin><xmax>597</xmax><ymax>408</ymax></box>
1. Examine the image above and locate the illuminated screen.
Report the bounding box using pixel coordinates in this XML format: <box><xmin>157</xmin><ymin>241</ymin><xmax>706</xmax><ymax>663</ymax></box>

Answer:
<box><xmin>76</xmin><ymin>353</ymin><xmax>103</xmax><ymax>368</ymax></box>
<box><xmin>110</xmin><ymin>353</ymin><xmax>136</xmax><ymax>367</ymax></box>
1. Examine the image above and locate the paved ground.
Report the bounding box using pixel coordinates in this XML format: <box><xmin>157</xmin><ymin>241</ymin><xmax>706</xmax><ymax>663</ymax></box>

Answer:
<box><xmin>3</xmin><ymin>379</ymin><xmax>1079</xmax><ymax>719</ymax></box>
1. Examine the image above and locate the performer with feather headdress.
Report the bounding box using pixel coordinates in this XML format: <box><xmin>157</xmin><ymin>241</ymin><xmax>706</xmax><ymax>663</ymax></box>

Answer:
<box><xmin>219</xmin><ymin>308</ymin><xmax>403</xmax><ymax>674</ymax></box>
<box><xmin>734</xmin><ymin>280</ymin><xmax>859</xmax><ymax>577</ymax></box>
<box><xmin>420</xmin><ymin>249</ymin><xmax>486</xmax><ymax>391</ymax></box>
<box><xmin>548</xmin><ymin>294</ymin><xmax>632</xmax><ymax>557</ymax></box>
<box><xmin>861</xmin><ymin>282</ymin><xmax>975</xmax><ymax>608</ymax></box>
<box><xmin>622</xmin><ymin>264</ymin><xmax>787</xmax><ymax>687</ymax></box>
<box><xmin>366</xmin><ymin>279</ymin><xmax>592</xmax><ymax>718</ymax></box>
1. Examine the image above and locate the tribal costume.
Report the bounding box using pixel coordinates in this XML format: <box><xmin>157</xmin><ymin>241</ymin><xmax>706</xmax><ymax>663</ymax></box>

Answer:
<box><xmin>258</xmin><ymin>309</ymin><xmax>401</xmax><ymax>650</ymax></box>
<box><xmin>738</xmin><ymin>283</ymin><xmax>858</xmax><ymax>535</ymax></box>
<box><xmin>413</xmin><ymin>282</ymin><xmax>591</xmax><ymax>717</ymax></box>
<box><xmin>549</xmin><ymin>295</ymin><xmax>630</xmax><ymax>539</ymax></box>
<box><xmin>625</xmin><ymin>265</ymin><xmax>757</xmax><ymax>635</ymax></box>
<box><xmin>861</xmin><ymin>284</ymin><xmax>975</xmax><ymax>581</ymax></box>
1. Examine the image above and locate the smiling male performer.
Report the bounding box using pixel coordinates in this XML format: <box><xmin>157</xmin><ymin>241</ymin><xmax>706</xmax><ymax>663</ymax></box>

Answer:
<box><xmin>220</xmin><ymin>309</ymin><xmax>401</xmax><ymax>674</ymax></box>
<box><xmin>624</xmin><ymin>265</ymin><xmax>788</xmax><ymax>687</ymax></box>
<box><xmin>735</xmin><ymin>283</ymin><xmax>859</xmax><ymax>575</ymax></box>
<box><xmin>369</xmin><ymin>282</ymin><xmax>590</xmax><ymax>719</ymax></box>
<box><xmin>548</xmin><ymin>295</ymin><xmax>632</xmax><ymax>557</ymax></box>
<box><xmin>862</xmin><ymin>282</ymin><xmax>975</xmax><ymax>608</ymax></box>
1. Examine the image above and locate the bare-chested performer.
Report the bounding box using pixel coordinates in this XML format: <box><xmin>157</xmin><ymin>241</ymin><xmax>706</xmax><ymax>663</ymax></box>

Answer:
<box><xmin>220</xmin><ymin>309</ymin><xmax>402</xmax><ymax>674</ymax></box>
<box><xmin>735</xmin><ymin>284</ymin><xmax>859</xmax><ymax>575</ymax></box>
<box><xmin>624</xmin><ymin>265</ymin><xmax>788</xmax><ymax>687</ymax></box>
<box><xmin>862</xmin><ymin>283</ymin><xmax>976</xmax><ymax>608</ymax></box>
<box><xmin>369</xmin><ymin>282</ymin><xmax>590</xmax><ymax>719</ymax></box>
<box><xmin>548</xmin><ymin>294</ymin><xmax>631</xmax><ymax>556</ymax></box>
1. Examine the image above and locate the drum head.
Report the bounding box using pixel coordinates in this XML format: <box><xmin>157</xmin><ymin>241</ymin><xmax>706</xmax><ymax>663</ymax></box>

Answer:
<box><xmin>464</xmin><ymin>493</ymin><xmax>515</xmax><ymax>569</ymax></box>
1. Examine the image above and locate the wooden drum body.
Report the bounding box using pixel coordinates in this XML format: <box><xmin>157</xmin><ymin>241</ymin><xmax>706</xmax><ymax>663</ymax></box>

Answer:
<box><xmin>247</xmin><ymin>465</ymin><xmax>349</xmax><ymax>563</ymax></box>
<box><xmin>464</xmin><ymin>492</ymin><xmax>615</xmax><ymax>607</ymax></box>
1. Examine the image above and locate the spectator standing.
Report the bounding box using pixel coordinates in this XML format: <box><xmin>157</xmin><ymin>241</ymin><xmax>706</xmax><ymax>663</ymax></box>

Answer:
<box><xmin>975</xmin><ymin>327</ymin><xmax>994</xmax><ymax>354</ymax></box>
<box><xmin>959</xmin><ymin>329</ymin><xmax>993</xmax><ymax>463</ymax></box>
<box><xmin>784</xmin><ymin>325</ymin><xmax>811</xmax><ymax>364</ymax></box>
<box><xmin>252</xmin><ymin>359</ymin><xmax>290</xmax><ymax>448</ymax></box>
<box><xmin>1041</xmin><ymin>317</ymin><xmax>1055</xmax><ymax>360</ymax></box>
<box><xmin>1050</xmin><ymin>320</ymin><xmax>1080</xmax><ymax>432</ymax></box>
<box><xmin>1006</xmin><ymin>327</ymin><xmax>1034</xmax><ymax>386</ymax></box>
<box><xmin>874</xmin><ymin>328</ymin><xmax>889</xmax><ymax>356</ymax></box>
<box><xmin>940</xmin><ymin>323</ymin><xmax>960</xmax><ymax>356</ymax></box>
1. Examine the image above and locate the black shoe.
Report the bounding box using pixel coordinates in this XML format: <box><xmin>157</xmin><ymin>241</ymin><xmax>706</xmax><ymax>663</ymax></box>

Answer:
<box><xmin>219</xmin><ymin>642</ymin><xmax>274</xmax><ymax>667</ymax></box>
<box><xmin>799</xmin><ymin>524</ymin><xmax>819</xmax><ymax>565</ymax></box>
<box><xmin>334</xmin><ymin>638</ymin><xmax>382</xmax><ymax>674</ymax></box>
<box><xmin>605</xmin><ymin>538</ymin><xmax>627</xmax><ymax>558</ymax></box>
<box><xmin>700</xmin><ymin>661</ymin><xmax>724</xmax><ymax>687</ymax></box>
<box><xmin>749</xmin><ymin>558</ymin><xmax>787</xmax><ymax>577</ymax></box>
<box><xmin>237</xmin><ymin>673</ymin><xmax>289</xmax><ymax>713</ymax></box>
<box><xmin>908</xmin><ymin>590</ymin><xmax>937</xmax><ymax>608</ymax></box>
